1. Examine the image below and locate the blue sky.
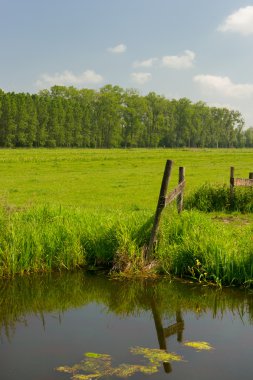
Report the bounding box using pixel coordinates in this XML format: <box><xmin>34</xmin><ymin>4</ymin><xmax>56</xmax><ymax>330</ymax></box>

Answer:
<box><xmin>1</xmin><ymin>0</ymin><xmax>253</xmax><ymax>126</ymax></box>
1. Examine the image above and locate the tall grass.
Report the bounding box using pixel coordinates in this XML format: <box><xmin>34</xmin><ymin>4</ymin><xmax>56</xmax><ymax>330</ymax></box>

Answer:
<box><xmin>185</xmin><ymin>183</ymin><xmax>253</xmax><ymax>212</ymax></box>
<box><xmin>157</xmin><ymin>209</ymin><xmax>253</xmax><ymax>286</ymax></box>
<box><xmin>0</xmin><ymin>204</ymin><xmax>151</xmax><ymax>277</ymax></box>
<box><xmin>0</xmin><ymin>202</ymin><xmax>253</xmax><ymax>286</ymax></box>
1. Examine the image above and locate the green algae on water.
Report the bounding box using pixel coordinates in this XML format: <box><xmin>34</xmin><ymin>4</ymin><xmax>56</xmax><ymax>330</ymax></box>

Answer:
<box><xmin>56</xmin><ymin>346</ymin><xmax>183</xmax><ymax>379</ymax></box>
<box><xmin>183</xmin><ymin>341</ymin><xmax>214</xmax><ymax>351</ymax></box>
<box><xmin>56</xmin><ymin>340</ymin><xmax>215</xmax><ymax>379</ymax></box>
<box><xmin>130</xmin><ymin>346</ymin><xmax>183</xmax><ymax>364</ymax></box>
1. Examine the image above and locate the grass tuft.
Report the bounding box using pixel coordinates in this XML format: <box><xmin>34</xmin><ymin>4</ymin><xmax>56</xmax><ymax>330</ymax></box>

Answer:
<box><xmin>185</xmin><ymin>183</ymin><xmax>253</xmax><ymax>212</ymax></box>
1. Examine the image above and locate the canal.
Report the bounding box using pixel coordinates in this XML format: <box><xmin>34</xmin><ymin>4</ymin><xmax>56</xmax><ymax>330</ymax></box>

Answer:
<box><xmin>1</xmin><ymin>272</ymin><xmax>252</xmax><ymax>379</ymax></box>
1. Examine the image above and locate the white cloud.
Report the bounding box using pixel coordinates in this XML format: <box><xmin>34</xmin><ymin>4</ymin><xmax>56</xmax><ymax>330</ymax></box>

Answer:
<box><xmin>162</xmin><ymin>50</ymin><xmax>195</xmax><ymax>69</ymax></box>
<box><xmin>133</xmin><ymin>58</ymin><xmax>158</xmax><ymax>68</ymax></box>
<box><xmin>193</xmin><ymin>74</ymin><xmax>253</xmax><ymax>98</ymax></box>
<box><xmin>218</xmin><ymin>6</ymin><xmax>253</xmax><ymax>35</ymax></box>
<box><xmin>36</xmin><ymin>69</ymin><xmax>103</xmax><ymax>88</ymax></box>
<box><xmin>107</xmin><ymin>43</ymin><xmax>127</xmax><ymax>53</ymax></box>
<box><xmin>130</xmin><ymin>72</ymin><xmax>152</xmax><ymax>85</ymax></box>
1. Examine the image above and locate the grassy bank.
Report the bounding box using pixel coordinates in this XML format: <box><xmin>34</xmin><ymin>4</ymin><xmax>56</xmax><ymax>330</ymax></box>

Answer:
<box><xmin>0</xmin><ymin>205</ymin><xmax>152</xmax><ymax>277</ymax></box>
<box><xmin>158</xmin><ymin>209</ymin><xmax>253</xmax><ymax>286</ymax></box>
<box><xmin>0</xmin><ymin>202</ymin><xmax>253</xmax><ymax>286</ymax></box>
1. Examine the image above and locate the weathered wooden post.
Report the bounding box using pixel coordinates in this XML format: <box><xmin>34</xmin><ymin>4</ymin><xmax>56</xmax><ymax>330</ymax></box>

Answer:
<box><xmin>177</xmin><ymin>167</ymin><xmax>185</xmax><ymax>213</ymax></box>
<box><xmin>146</xmin><ymin>160</ymin><xmax>173</xmax><ymax>261</ymax></box>
<box><xmin>230</xmin><ymin>166</ymin><xmax>235</xmax><ymax>207</ymax></box>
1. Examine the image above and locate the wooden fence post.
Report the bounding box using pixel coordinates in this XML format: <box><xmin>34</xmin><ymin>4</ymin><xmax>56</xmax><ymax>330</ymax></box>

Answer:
<box><xmin>230</xmin><ymin>166</ymin><xmax>235</xmax><ymax>206</ymax></box>
<box><xmin>249</xmin><ymin>173</ymin><xmax>253</xmax><ymax>180</ymax></box>
<box><xmin>177</xmin><ymin>167</ymin><xmax>185</xmax><ymax>213</ymax></box>
<box><xmin>146</xmin><ymin>160</ymin><xmax>173</xmax><ymax>261</ymax></box>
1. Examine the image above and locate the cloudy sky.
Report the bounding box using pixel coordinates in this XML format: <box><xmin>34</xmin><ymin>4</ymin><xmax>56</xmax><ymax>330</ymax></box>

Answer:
<box><xmin>1</xmin><ymin>0</ymin><xmax>253</xmax><ymax>126</ymax></box>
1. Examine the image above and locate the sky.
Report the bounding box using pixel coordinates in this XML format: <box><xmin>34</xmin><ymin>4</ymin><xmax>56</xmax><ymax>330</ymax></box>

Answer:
<box><xmin>1</xmin><ymin>0</ymin><xmax>253</xmax><ymax>127</ymax></box>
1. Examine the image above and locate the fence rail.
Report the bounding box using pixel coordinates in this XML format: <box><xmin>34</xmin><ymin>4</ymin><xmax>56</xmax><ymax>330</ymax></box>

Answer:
<box><xmin>230</xmin><ymin>167</ymin><xmax>253</xmax><ymax>203</ymax></box>
<box><xmin>165</xmin><ymin>179</ymin><xmax>185</xmax><ymax>206</ymax></box>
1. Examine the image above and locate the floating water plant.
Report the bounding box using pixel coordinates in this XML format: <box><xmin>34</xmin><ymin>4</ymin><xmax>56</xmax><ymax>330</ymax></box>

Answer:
<box><xmin>56</xmin><ymin>341</ymin><xmax>214</xmax><ymax>379</ymax></box>
<box><xmin>56</xmin><ymin>346</ymin><xmax>183</xmax><ymax>379</ymax></box>
<box><xmin>183</xmin><ymin>341</ymin><xmax>214</xmax><ymax>351</ymax></box>
<box><xmin>130</xmin><ymin>346</ymin><xmax>182</xmax><ymax>364</ymax></box>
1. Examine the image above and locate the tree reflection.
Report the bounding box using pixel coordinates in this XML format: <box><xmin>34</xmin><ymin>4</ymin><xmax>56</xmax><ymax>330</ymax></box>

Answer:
<box><xmin>0</xmin><ymin>271</ymin><xmax>252</xmax><ymax>343</ymax></box>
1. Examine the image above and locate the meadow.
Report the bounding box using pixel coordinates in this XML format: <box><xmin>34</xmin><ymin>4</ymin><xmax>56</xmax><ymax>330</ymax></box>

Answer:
<box><xmin>1</xmin><ymin>148</ymin><xmax>253</xmax><ymax>285</ymax></box>
<box><xmin>1</xmin><ymin>148</ymin><xmax>253</xmax><ymax>209</ymax></box>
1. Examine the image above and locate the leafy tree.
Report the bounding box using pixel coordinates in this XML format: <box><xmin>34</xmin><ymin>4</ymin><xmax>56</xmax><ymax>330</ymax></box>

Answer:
<box><xmin>0</xmin><ymin>85</ymin><xmax>247</xmax><ymax>148</ymax></box>
<box><xmin>0</xmin><ymin>93</ymin><xmax>17</xmax><ymax>147</ymax></box>
<box><xmin>159</xmin><ymin>99</ymin><xmax>177</xmax><ymax>147</ymax></box>
<box><xmin>47</xmin><ymin>97</ymin><xmax>66</xmax><ymax>147</ymax></box>
<box><xmin>244</xmin><ymin>127</ymin><xmax>253</xmax><ymax>147</ymax></box>
<box><xmin>96</xmin><ymin>85</ymin><xmax>124</xmax><ymax>148</ymax></box>
<box><xmin>79</xmin><ymin>88</ymin><xmax>97</xmax><ymax>147</ymax></box>
<box><xmin>174</xmin><ymin>98</ymin><xmax>193</xmax><ymax>147</ymax></box>
<box><xmin>144</xmin><ymin>92</ymin><xmax>167</xmax><ymax>147</ymax></box>
<box><xmin>122</xmin><ymin>89</ymin><xmax>146</xmax><ymax>147</ymax></box>
<box><xmin>33</xmin><ymin>93</ymin><xmax>49</xmax><ymax>147</ymax></box>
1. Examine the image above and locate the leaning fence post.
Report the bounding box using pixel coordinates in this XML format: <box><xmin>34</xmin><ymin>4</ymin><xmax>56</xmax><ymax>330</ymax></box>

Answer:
<box><xmin>177</xmin><ymin>167</ymin><xmax>185</xmax><ymax>213</ymax></box>
<box><xmin>146</xmin><ymin>160</ymin><xmax>173</xmax><ymax>261</ymax></box>
<box><xmin>230</xmin><ymin>166</ymin><xmax>235</xmax><ymax>207</ymax></box>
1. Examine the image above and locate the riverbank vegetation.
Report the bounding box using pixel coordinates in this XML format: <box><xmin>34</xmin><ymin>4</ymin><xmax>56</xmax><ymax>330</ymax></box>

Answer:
<box><xmin>0</xmin><ymin>148</ymin><xmax>253</xmax><ymax>286</ymax></box>
<box><xmin>0</xmin><ymin>203</ymin><xmax>253</xmax><ymax>286</ymax></box>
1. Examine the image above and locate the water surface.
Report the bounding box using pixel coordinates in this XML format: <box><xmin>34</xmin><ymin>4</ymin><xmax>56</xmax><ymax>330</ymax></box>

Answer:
<box><xmin>1</xmin><ymin>272</ymin><xmax>253</xmax><ymax>379</ymax></box>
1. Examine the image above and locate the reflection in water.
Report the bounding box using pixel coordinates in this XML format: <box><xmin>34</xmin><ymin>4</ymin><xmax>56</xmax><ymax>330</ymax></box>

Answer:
<box><xmin>0</xmin><ymin>271</ymin><xmax>253</xmax><ymax>379</ymax></box>
<box><xmin>1</xmin><ymin>271</ymin><xmax>253</xmax><ymax>336</ymax></box>
<box><xmin>151</xmin><ymin>299</ymin><xmax>184</xmax><ymax>373</ymax></box>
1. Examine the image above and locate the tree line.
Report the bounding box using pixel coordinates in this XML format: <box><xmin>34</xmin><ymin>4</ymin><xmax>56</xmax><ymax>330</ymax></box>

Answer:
<box><xmin>0</xmin><ymin>84</ymin><xmax>252</xmax><ymax>148</ymax></box>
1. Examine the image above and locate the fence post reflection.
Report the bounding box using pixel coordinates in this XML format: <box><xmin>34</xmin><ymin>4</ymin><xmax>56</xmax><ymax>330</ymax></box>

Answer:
<box><xmin>151</xmin><ymin>299</ymin><xmax>184</xmax><ymax>374</ymax></box>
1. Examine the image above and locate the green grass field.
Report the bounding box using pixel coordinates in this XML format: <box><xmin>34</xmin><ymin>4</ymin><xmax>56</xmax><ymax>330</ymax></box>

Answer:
<box><xmin>1</xmin><ymin>148</ymin><xmax>253</xmax><ymax>284</ymax></box>
<box><xmin>1</xmin><ymin>148</ymin><xmax>253</xmax><ymax>210</ymax></box>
